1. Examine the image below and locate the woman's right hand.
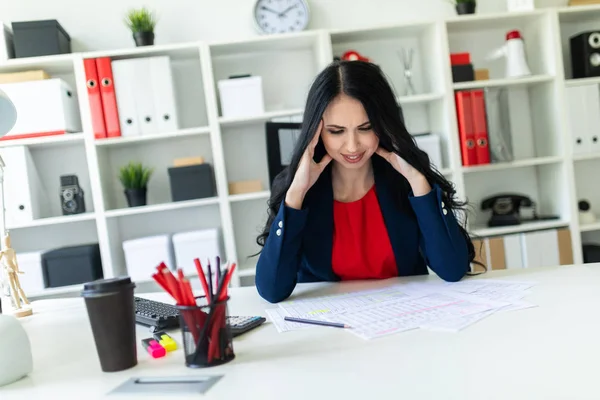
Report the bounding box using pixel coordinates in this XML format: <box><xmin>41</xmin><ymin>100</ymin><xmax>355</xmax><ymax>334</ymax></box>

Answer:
<box><xmin>285</xmin><ymin>120</ymin><xmax>332</xmax><ymax>209</ymax></box>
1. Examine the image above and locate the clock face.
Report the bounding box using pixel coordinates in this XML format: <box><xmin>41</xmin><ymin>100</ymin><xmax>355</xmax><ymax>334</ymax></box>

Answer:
<box><xmin>253</xmin><ymin>0</ymin><xmax>310</xmax><ymax>34</ymax></box>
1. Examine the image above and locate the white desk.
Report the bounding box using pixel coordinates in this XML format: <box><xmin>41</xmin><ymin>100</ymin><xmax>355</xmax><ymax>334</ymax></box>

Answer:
<box><xmin>2</xmin><ymin>264</ymin><xmax>600</xmax><ymax>400</ymax></box>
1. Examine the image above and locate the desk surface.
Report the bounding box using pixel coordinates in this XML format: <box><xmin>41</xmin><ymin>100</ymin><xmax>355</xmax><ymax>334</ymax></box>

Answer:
<box><xmin>3</xmin><ymin>264</ymin><xmax>600</xmax><ymax>400</ymax></box>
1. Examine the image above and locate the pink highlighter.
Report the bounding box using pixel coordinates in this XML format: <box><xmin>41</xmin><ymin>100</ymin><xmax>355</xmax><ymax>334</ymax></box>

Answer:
<box><xmin>141</xmin><ymin>338</ymin><xmax>166</xmax><ymax>359</ymax></box>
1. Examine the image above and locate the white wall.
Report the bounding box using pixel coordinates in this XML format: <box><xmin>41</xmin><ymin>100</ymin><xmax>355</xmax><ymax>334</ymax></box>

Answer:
<box><xmin>0</xmin><ymin>0</ymin><xmax>567</xmax><ymax>52</ymax></box>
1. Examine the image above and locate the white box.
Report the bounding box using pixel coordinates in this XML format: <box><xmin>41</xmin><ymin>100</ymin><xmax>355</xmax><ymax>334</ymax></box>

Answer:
<box><xmin>0</xmin><ymin>145</ymin><xmax>50</xmax><ymax>227</ymax></box>
<box><xmin>414</xmin><ymin>134</ymin><xmax>443</xmax><ymax>170</ymax></box>
<box><xmin>0</xmin><ymin>78</ymin><xmax>82</xmax><ymax>140</ymax></box>
<box><xmin>14</xmin><ymin>251</ymin><xmax>45</xmax><ymax>293</ymax></box>
<box><xmin>217</xmin><ymin>76</ymin><xmax>265</xmax><ymax>118</ymax></box>
<box><xmin>172</xmin><ymin>228</ymin><xmax>223</xmax><ymax>277</ymax></box>
<box><xmin>122</xmin><ymin>234</ymin><xmax>175</xmax><ymax>282</ymax></box>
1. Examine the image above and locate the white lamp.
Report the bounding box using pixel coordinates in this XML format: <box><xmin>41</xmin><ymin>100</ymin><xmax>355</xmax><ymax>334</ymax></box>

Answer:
<box><xmin>0</xmin><ymin>88</ymin><xmax>33</xmax><ymax>387</ymax></box>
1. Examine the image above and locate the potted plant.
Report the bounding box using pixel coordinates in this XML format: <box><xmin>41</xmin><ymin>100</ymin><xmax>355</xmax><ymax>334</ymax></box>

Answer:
<box><xmin>124</xmin><ymin>7</ymin><xmax>157</xmax><ymax>46</ymax></box>
<box><xmin>118</xmin><ymin>162</ymin><xmax>153</xmax><ymax>207</ymax></box>
<box><xmin>454</xmin><ymin>0</ymin><xmax>476</xmax><ymax>14</ymax></box>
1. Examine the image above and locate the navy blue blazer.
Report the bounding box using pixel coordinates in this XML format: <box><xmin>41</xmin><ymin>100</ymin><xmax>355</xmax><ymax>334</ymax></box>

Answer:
<box><xmin>255</xmin><ymin>157</ymin><xmax>470</xmax><ymax>303</ymax></box>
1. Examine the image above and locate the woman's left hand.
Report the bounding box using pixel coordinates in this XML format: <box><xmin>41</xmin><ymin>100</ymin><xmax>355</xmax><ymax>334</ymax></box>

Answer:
<box><xmin>376</xmin><ymin>147</ymin><xmax>432</xmax><ymax>196</ymax></box>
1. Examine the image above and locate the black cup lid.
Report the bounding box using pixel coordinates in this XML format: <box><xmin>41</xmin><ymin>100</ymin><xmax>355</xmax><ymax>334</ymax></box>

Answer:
<box><xmin>82</xmin><ymin>276</ymin><xmax>134</xmax><ymax>294</ymax></box>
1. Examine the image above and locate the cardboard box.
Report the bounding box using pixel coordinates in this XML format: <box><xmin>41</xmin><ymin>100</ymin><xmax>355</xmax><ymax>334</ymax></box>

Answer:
<box><xmin>0</xmin><ymin>70</ymin><xmax>50</xmax><ymax>84</ymax></box>
<box><xmin>228</xmin><ymin>180</ymin><xmax>262</xmax><ymax>195</ymax></box>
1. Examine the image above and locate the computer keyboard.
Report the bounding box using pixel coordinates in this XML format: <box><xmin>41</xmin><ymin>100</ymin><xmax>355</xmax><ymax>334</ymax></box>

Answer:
<box><xmin>134</xmin><ymin>296</ymin><xmax>266</xmax><ymax>337</ymax></box>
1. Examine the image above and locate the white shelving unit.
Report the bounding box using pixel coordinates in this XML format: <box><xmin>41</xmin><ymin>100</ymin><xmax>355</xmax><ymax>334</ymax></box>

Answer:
<box><xmin>3</xmin><ymin>5</ymin><xmax>600</xmax><ymax>298</ymax></box>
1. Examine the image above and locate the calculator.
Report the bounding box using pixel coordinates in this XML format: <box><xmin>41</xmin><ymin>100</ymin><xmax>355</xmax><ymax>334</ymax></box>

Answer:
<box><xmin>134</xmin><ymin>296</ymin><xmax>266</xmax><ymax>337</ymax></box>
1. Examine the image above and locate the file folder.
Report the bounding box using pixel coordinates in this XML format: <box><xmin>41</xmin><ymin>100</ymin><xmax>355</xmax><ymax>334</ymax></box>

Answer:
<box><xmin>111</xmin><ymin>58</ymin><xmax>140</xmax><ymax>137</ymax></box>
<box><xmin>150</xmin><ymin>56</ymin><xmax>179</xmax><ymax>133</ymax></box>
<box><xmin>131</xmin><ymin>57</ymin><xmax>158</xmax><ymax>135</ymax></box>
<box><xmin>83</xmin><ymin>58</ymin><xmax>107</xmax><ymax>139</ymax></box>
<box><xmin>96</xmin><ymin>57</ymin><xmax>122</xmax><ymax>138</ymax></box>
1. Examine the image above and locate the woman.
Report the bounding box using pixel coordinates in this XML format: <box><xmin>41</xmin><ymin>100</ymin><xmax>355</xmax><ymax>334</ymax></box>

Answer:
<box><xmin>254</xmin><ymin>60</ymin><xmax>475</xmax><ymax>303</ymax></box>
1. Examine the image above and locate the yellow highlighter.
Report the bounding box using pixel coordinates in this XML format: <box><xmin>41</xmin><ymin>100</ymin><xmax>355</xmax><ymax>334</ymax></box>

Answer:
<box><xmin>153</xmin><ymin>331</ymin><xmax>178</xmax><ymax>352</ymax></box>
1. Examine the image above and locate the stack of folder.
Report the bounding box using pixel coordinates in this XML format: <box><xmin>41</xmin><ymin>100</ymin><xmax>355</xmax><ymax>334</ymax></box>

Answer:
<box><xmin>84</xmin><ymin>55</ymin><xmax>179</xmax><ymax>140</ymax></box>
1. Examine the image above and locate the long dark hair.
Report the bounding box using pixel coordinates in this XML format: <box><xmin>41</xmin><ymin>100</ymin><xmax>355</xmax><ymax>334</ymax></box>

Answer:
<box><xmin>255</xmin><ymin>60</ymin><xmax>478</xmax><ymax>269</ymax></box>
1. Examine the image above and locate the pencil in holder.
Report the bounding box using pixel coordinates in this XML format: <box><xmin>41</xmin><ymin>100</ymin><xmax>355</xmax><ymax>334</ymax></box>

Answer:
<box><xmin>176</xmin><ymin>296</ymin><xmax>235</xmax><ymax>368</ymax></box>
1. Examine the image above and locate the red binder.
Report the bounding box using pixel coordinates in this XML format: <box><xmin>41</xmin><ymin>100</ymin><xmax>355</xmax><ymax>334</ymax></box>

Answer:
<box><xmin>96</xmin><ymin>57</ymin><xmax>121</xmax><ymax>138</ymax></box>
<box><xmin>470</xmin><ymin>89</ymin><xmax>491</xmax><ymax>165</ymax></box>
<box><xmin>455</xmin><ymin>90</ymin><xmax>477</xmax><ymax>166</ymax></box>
<box><xmin>83</xmin><ymin>58</ymin><xmax>107</xmax><ymax>139</ymax></box>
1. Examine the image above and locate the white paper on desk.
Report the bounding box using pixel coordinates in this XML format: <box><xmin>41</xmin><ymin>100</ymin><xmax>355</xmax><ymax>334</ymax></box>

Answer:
<box><xmin>277</xmin><ymin>284</ymin><xmax>425</xmax><ymax>319</ymax></box>
<box><xmin>265</xmin><ymin>308</ymin><xmax>318</xmax><ymax>333</ymax></box>
<box><xmin>322</xmin><ymin>291</ymin><xmax>510</xmax><ymax>340</ymax></box>
<box><xmin>442</xmin><ymin>279</ymin><xmax>536</xmax><ymax>294</ymax></box>
<box><xmin>420</xmin><ymin>293</ymin><xmax>536</xmax><ymax>333</ymax></box>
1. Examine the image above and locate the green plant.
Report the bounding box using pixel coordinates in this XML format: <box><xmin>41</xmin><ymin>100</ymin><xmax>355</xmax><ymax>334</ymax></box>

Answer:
<box><xmin>124</xmin><ymin>7</ymin><xmax>157</xmax><ymax>33</ymax></box>
<box><xmin>118</xmin><ymin>162</ymin><xmax>153</xmax><ymax>190</ymax></box>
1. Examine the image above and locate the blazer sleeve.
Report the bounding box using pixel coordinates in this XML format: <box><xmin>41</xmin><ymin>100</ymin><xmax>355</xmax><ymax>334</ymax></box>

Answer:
<box><xmin>255</xmin><ymin>201</ymin><xmax>309</xmax><ymax>303</ymax></box>
<box><xmin>408</xmin><ymin>183</ymin><xmax>470</xmax><ymax>282</ymax></box>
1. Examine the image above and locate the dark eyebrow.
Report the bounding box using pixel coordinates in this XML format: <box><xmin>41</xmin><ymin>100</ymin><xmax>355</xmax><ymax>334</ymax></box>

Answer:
<box><xmin>325</xmin><ymin>121</ymin><xmax>370</xmax><ymax>129</ymax></box>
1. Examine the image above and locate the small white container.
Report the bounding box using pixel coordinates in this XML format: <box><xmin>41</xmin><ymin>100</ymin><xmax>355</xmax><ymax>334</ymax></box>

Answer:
<box><xmin>122</xmin><ymin>234</ymin><xmax>175</xmax><ymax>282</ymax></box>
<box><xmin>0</xmin><ymin>78</ymin><xmax>82</xmax><ymax>140</ymax></box>
<box><xmin>15</xmin><ymin>251</ymin><xmax>45</xmax><ymax>293</ymax></box>
<box><xmin>172</xmin><ymin>228</ymin><xmax>223</xmax><ymax>278</ymax></box>
<box><xmin>217</xmin><ymin>76</ymin><xmax>265</xmax><ymax>118</ymax></box>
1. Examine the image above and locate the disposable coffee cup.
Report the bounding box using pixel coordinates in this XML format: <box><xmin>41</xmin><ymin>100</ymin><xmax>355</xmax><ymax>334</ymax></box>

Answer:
<box><xmin>81</xmin><ymin>277</ymin><xmax>137</xmax><ymax>372</ymax></box>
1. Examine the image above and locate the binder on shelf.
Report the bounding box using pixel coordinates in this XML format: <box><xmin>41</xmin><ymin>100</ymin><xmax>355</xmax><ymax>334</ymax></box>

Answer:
<box><xmin>83</xmin><ymin>58</ymin><xmax>107</xmax><ymax>139</ymax></box>
<box><xmin>470</xmin><ymin>89</ymin><xmax>490</xmax><ymax>165</ymax></box>
<box><xmin>111</xmin><ymin>58</ymin><xmax>139</xmax><ymax>137</ymax></box>
<box><xmin>131</xmin><ymin>57</ymin><xmax>158</xmax><ymax>135</ymax></box>
<box><xmin>96</xmin><ymin>57</ymin><xmax>122</xmax><ymax>138</ymax></box>
<box><xmin>471</xmin><ymin>236</ymin><xmax>506</xmax><ymax>271</ymax></box>
<box><xmin>150</xmin><ymin>56</ymin><xmax>179</xmax><ymax>133</ymax></box>
<box><xmin>454</xmin><ymin>90</ymin><xmax>477</xmax><ymax>166</ymax></box>
<box><xmin>565</xmin><ymin>85</ymin><xmax>592</xmax><ymax>155</ymax></box>
<box><xmin>0</xmin><ymin>146</ymin><xmax>50</xmax><ymax>227</ymax></box>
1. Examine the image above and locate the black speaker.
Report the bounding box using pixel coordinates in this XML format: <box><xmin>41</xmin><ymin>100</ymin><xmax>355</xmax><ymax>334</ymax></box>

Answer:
<box><xmin>570</xmin><ymin>31</ymin><xmax>600</xmax><ymax>79</ymax></box>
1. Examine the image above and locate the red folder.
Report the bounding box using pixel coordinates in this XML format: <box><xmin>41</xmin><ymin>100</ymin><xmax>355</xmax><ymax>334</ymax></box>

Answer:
<box><xmin>470</xmin><ymin>89</ymin><xmax>491</xmax><ymax>164</ymax></box>
<box><xmin>454</xmin><ymin>90</ymin><xmax>477</xmax><ymax>166</ymax></box>
<box><xmin>96</xmin><ymin>57</ymin><xmax>121</xmax><ymax>138</ymax></box>
<box><xmin>83</xmin><ymin>58</ymin><xmax>107</xmax><ymax>139</ymax></box>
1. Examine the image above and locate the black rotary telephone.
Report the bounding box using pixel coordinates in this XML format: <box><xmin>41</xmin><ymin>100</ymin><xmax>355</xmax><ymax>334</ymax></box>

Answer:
<box><xmin>481</xmin><ymin>194</ymin><xmax>559</xmax><ymax>227</ymax></box>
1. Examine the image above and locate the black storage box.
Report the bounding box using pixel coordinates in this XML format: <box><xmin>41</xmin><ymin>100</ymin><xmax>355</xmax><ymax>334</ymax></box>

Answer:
<box><xmin>42</xmin><ymin>243</ymin><xmax>103</xmax><ymax>288</ymax></box>
<box><xmin>168</xmin><ymin>163</ymin><xmax>216</xmax><ymax>201</ymax></box>
<box><xmin>11</xmin><ymin>19</ymin><xmax>71</xmax><ymax>58</ymax></box>
<box><xmin>451</xmin><ymin>64</ymin><xmax>475</xmax><ymax>83</ymax></box>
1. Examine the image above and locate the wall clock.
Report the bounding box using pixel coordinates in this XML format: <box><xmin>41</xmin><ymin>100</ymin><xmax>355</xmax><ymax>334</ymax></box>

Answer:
<box><xmin>253</xmin><ymin>0</ymin><xmax>310</xmax><ymax>35</ymax></box>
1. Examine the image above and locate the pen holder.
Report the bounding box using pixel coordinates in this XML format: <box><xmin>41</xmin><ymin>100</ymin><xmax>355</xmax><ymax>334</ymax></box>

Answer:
<box><xmin>176</xmin><ymin>296</ymin><xmax>235</xmax><ymax>368</ymax></box>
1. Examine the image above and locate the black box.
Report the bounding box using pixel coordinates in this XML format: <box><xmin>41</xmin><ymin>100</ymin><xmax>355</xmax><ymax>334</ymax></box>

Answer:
<box><xmin>168</xmin><ymin>163</ymin><xmax>216</xmax><ymax>201</ymax></box>
<box><xmin>12</xmin><ymin>19</ymin><xmax>71</xmax><ymax>58</ymax></box>
<box><xmin>42</xmin><ymin>243</ymin><xmax>103</xmax><ymax>288</ymax></box>
<box><xmin>451</xmin><ymin>64</ymin><xmax>475</xmax><ymax>83</ymax></box>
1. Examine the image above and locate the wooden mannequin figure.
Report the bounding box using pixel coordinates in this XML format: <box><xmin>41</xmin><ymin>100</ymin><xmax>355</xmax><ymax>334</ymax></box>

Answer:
<box><xmin>0</xmin><ymin>232</ymin><xmax>31</xmax><ymax>317</ymax></box>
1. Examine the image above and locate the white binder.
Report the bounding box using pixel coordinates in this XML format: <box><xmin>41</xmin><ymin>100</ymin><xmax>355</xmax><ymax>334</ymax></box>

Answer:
<box><xmin>0</xmin><ymin>146</ymin><xmax>50</xmax><ymax>227</ymax></box>
<box><xmin>111</xmin><ymin>59</ymin><xmax>140</xmax><ymax>137</ymax></box>
<box><xmin>150</xmin><ymin>56</ymin><xmax>179</xmax><ymax>133</ymax></box>
<box><xmin>131</xmin><ymin>58</ymin><xmax>158</xmax><ymax>135</ymax></box>
<box><xmin>503</xmin><ymin>233</ymin><xmax>524</xmax><ymax>269</ymax></box>
<box><xmin>565</xmin><ymin>84</ymin><xmax>600</xmax><ymax>155</ymax></box>
<box><xmin>582</xmin><ymin>84</ymin><xmax>600</xmax><ymax>153</ymax></box>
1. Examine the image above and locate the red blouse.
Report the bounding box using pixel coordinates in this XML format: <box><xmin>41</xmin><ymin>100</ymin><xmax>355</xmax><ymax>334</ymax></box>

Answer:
<box><xmin>332</xmin><ymin>185</ymin><xmax>398</xmax><ymax>280</ymax></box>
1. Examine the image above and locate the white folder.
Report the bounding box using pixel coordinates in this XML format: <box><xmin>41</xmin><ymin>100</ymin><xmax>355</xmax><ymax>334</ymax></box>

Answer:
<box><xmin>111</xmin><ymin>59</ymin><xmax>140</xmax><ymax>137</ymax></box>
<box><xmin>503</xmin><ymin>233</ymin><xmax>524</xmax><ymax>269</ymax></box>
<box><xmin>149</xmin><ymin>56</ymin><xmax>179</xmax><ymax>133</ymax></box>
<box><xmin>0</xmin><ymin>146</ymin><xmax>50</xmax><ymax>227</ymax></box>
<box><xmin>131</xmin><ymin>58</ymin><xmax>158</xmax><ymax>135</ymax></box>
<box><xmin>582</xmin><ymin>84</ymin><xmax>600</xmax><ymax>153</ymax></box>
